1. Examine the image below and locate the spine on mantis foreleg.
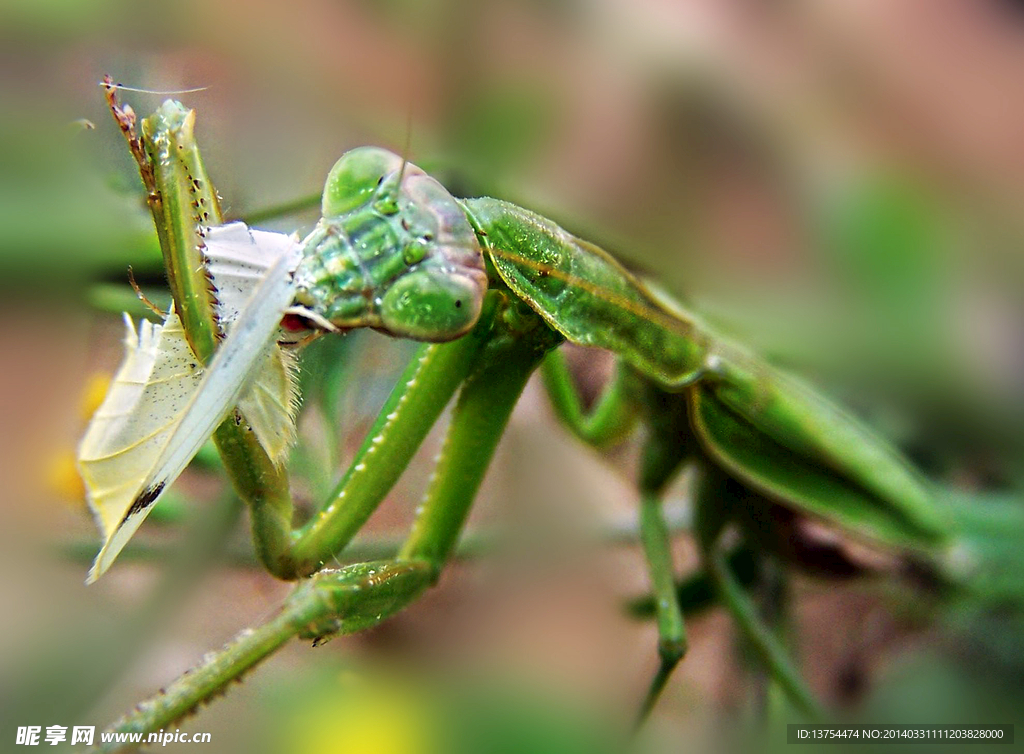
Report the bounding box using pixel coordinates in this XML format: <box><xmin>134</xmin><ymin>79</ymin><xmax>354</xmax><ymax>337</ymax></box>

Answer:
<box><xmin>289</xmin><ymin>321</ymin><xmax>494</xmax><ymax>575</ymax></box>
<box><xmin>137</xmin><ymin>100</ymin><xmax>223</xmax><ymax>360</ymax></box>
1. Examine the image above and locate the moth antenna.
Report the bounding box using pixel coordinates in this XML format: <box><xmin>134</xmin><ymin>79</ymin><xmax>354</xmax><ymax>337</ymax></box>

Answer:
<box><xmin>98</xmin><ymin>81</ymin><xmax>210</xmax><ymax>95</ymax></box>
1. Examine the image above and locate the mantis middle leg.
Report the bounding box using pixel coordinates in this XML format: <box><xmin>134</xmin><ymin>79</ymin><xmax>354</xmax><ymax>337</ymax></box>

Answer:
<box><xmin>541</xmin><ymin>350</ymin><xmax>693</xmax><ymax>724</ymax></box>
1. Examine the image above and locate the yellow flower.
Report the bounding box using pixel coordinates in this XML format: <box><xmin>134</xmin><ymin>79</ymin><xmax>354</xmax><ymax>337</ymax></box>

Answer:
<box><xmin>46</xmin><ymin>449</ymin><xmax>85</xmax><ymax>503</ymax></box>
<box><xmin>285</xmin><ymin>672</ymin><xmax>438</xmax><ymax>754</ymax></box>
<box><xmin>79</xmin><ymin>372</ymin><xmax>112</xmax><ymax>421</ymax></box>
<box><xmin>44</xmin><ymin>371</ymin><xmax>112</xmax><ymax>506</ymax></box>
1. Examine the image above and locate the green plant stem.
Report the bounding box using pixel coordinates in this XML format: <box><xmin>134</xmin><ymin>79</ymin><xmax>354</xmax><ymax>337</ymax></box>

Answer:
<box><xmin>241</xmin><ymin>192</ymin><xmax>322</xmax><ymax>225</ymax></box>
<box><xmin>95</xmin><ymin>561</ymin><xmax>434</xmax><ymax>752</ymax></box>
<box><xmin>10</xmin><ymin>495</ymin><xmax>242</xmax><ymax>730</ymax></box>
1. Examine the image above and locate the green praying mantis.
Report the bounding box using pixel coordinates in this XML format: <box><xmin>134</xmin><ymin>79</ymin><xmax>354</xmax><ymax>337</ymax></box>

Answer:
<box><xmin>80</xmin><ymin>86</ymin><xmax>949</xmax><ymax>744</ymax></box>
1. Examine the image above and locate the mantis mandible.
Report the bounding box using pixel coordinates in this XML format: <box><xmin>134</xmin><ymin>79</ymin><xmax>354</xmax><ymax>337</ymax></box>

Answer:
<box><xmin>81</xmin><ymin>90</ymin><xmax>948</xmax><ymax>742</ymax></box>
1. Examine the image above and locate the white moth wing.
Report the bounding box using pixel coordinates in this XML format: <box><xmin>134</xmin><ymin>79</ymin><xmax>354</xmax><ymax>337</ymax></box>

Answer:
<box><xmin>203</xmin><ymin>221</ymin><xmax>303</xmax><ymax>328</ymax></box>
<box><xmin>238</xmin><ymin>344</ymin><xmax>300</xmax><ymax>464</ymax></box>
<box><xmin>205</xmin><ymin>221</ymin><xmax>303</xmax><ymax>461</ymax></box>
<box><xmin>78</xmin><ymin>312</ymin><xmax>204</xmax><ymax>539</ymax></box>
<box><xmin>84</xmin><ymin>254</ymin><xmax>297</xmax><ymax>583</ymax></box>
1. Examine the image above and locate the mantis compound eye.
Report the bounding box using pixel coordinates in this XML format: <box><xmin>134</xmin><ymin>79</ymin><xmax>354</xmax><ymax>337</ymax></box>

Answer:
<box><xmin>321</xmin><ymin>146</ymin><xmax>404</xmax><ymax>217</ymax></box>
<box><xmin>380</xmin><ymin>269</ymin><xmax>485</xmax><ymax>341</ymax></box>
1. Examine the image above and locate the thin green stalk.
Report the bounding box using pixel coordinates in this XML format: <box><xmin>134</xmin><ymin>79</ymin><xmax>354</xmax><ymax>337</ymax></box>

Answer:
<box><xmin>95</xmin><ymin>561</ymin><xmax>434</xmax><ymax>752</ymax></box>
<box><xmin>11</xmin><ymin>495</ymin><xmax>243</xmax><ymax>730</ymax></box>
<box><xmin>242</xmin><ymin>191</ymin><xmax>322</xmax><ymax>225</ymax></box>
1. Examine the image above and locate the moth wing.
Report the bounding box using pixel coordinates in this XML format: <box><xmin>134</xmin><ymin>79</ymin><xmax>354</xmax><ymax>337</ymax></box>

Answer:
<box><xmin>203</xmin><ymin>221</ymin><xmax>303</xmax><ymax>328</ymax></box>
<box><xmin>205</xmin><ymin>221</ymin><xmax>303</xmax><ymax>464</ymax></box>
<box><xmin>78</xmin><ymin>312</ymin><xmax>204</xmax><ymax>540</ymax></box>
<box><xmin>238</xmin><ymin>345</ymin><xmax>300</xmax><ymax>465</ymax></box>
<box><xmin>84</xmin><ymin>255</ymin><xmax>297</xmax><ymax>583</ymax></box>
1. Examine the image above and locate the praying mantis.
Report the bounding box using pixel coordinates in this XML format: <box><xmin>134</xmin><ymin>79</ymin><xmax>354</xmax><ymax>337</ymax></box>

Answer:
<box><xmin>81</xmin><ymin>87</ymin><xmax>948</xmax><ymax>745</ymax></box>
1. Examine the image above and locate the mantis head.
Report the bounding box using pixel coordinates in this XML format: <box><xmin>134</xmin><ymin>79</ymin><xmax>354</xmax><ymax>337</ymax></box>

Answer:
<box><xmin>293</xmin><ymin>147</ymin><xmax>488</xmax><ymax>342</ymax></box>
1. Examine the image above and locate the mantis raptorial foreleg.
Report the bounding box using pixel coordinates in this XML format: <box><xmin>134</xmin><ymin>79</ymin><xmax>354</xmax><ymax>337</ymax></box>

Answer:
<box><xmin>97</xmin><ymin>293</ymin><xmax>562</xmax><ymax>747</ymax></box>
<box><xmin>231</xmin><ymin>288</ymin><xmax>550</xmax><ymax>578</ymax></box>
<box><xmin>286</xmin><ymin>327</ymin><xmax>488</xmax><ymax>576</ymax></box>
<box><xmin>401</xmin><ymin>299</ymin><xmax>563</xmax><ymax>566</ymax></box>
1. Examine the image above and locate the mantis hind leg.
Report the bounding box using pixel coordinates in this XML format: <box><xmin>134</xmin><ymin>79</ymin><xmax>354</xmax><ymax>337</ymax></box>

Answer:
<box><xmin>693</xmin><ymin>463</ymin><xmax>823</xmax><ymax>718</ymax></box>
<box><xmin>541</xmin><ymin>355</ymin><xmax>692</xmax><ymax>725</ymax></box>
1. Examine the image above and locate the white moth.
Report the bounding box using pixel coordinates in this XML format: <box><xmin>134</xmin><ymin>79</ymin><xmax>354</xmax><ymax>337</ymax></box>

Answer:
<box><xmin>78</xmin><ymin>223</ymin><xmax>303</xmax><ymax>583</ymax></box>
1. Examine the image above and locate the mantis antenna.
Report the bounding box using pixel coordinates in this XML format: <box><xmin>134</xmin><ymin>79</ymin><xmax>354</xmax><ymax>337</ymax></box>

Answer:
<box><xmin>394</xmin><ymin>112</ymin><xmax>414</xmax><ymax>196</ymax></box>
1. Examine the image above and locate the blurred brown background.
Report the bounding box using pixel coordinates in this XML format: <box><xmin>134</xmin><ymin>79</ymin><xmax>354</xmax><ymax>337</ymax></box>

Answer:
<box><xmin>1</xmin><ymin>1</ymin><xmax>1023</xmax><ymax>752</ymax></box>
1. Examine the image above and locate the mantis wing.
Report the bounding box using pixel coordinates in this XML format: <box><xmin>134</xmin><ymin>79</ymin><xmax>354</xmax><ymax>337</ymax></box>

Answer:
<box><xmin>689</xmin><ymin>384</ymin><xmax>942</xmax><ymax>550</ymax></box>
<box><xmin>693</xmin><ymin>348</ymin><xmax>947</xmax><ymax>548</ymax></box>
<box><xmin>79</xmin><ymin>253</ymin><xmax>297</xmax><ymax>583</ymax></box>
<box><xmin>465</xmin><ymin>198</ymin><xmax>946</xmax><ymax>550</ymax></box>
